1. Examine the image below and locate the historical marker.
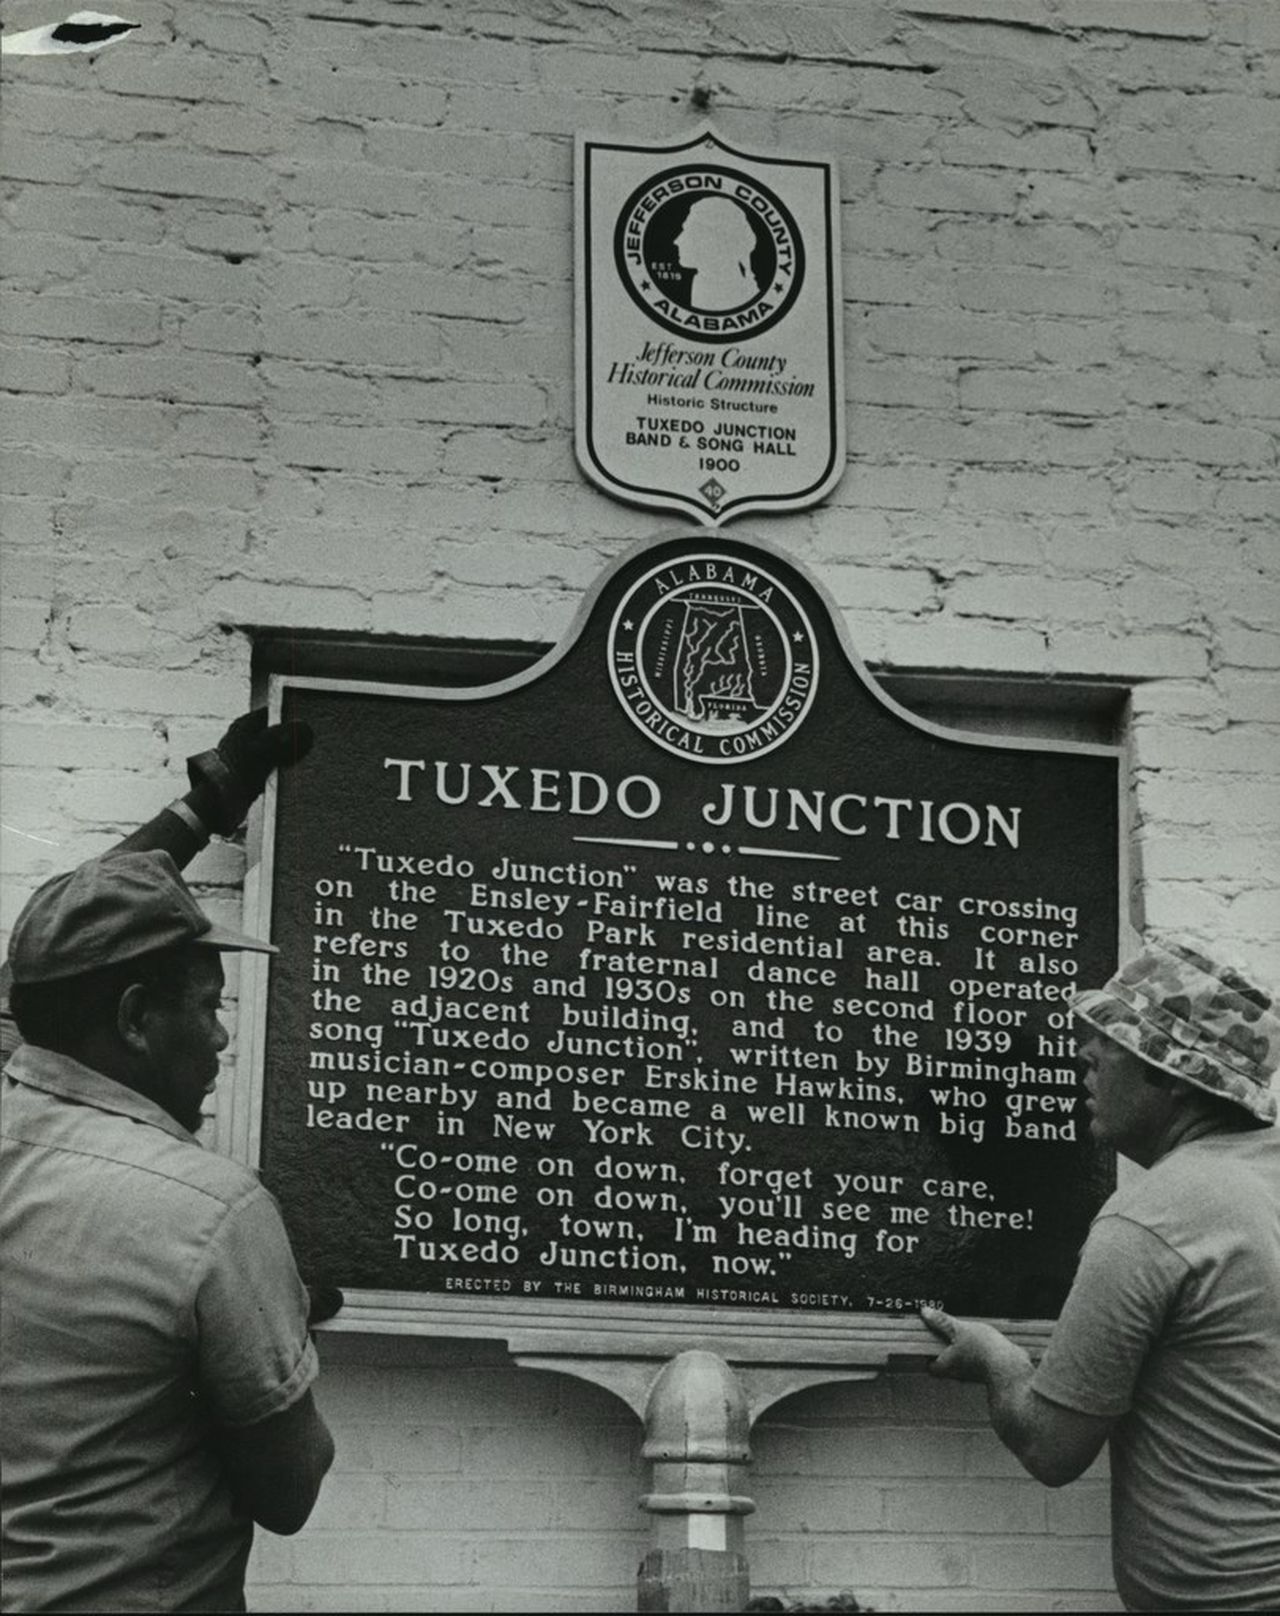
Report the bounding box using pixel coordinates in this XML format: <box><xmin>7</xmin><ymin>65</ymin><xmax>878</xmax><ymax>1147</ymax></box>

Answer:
<box><xmin>576</xmin><ymin>126</ymin><xmax>844</xmax><ymax>525</ymax></box>
<box><xmin>251</xmin><ymin>536</ymin><xmax>1119</xmax><ymax>1336</ymax></box>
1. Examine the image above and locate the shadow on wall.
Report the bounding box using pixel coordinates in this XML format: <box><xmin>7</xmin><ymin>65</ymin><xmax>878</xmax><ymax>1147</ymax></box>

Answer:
<box><xmin>747</xmin><ymin>1596</ymin><xmax>872</xmax><ymax>1613</ymax></box>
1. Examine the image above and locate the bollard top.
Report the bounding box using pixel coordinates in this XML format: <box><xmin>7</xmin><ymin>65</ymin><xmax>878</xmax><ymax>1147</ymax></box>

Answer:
<box><xmin>642</xmin><ymin>1349</ymin><xmax>752</xmax><ymax>1462</ymax></box>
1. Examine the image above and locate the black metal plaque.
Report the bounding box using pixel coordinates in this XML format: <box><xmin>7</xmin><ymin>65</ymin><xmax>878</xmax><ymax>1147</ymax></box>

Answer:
<box><xmin>257</xmin><ymin>535</ymin><xmax>1118</xmax><ymax>1322</ymax></box>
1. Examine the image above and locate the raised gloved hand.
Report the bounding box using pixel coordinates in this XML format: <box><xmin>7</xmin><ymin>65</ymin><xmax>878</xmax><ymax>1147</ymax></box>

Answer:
<box><xmin>186</xmin><ymin>710</ymin><xmax>314</xmax><ymax>836</ymax></box>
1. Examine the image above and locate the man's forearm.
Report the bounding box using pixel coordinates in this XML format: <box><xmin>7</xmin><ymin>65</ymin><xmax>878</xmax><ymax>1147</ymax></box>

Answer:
<box><xmin>922</xmin><ymin>1306</ymin><xmax>1111</xmax><ymax>1486</ymax></box>
<box><xmin>114</xmin><ymin>792</ymin><xmax>214</xmax><ymax>868</ymax></box>
<box><xmin>981</xmin><ymin>1340</ymin><xmax>1043</xmax><ymax>1466</ymax></box>
<box><xmin>217</xmin><ymin>1391</ymin><xmax>335</xmax><ymax>1536</ymax></box>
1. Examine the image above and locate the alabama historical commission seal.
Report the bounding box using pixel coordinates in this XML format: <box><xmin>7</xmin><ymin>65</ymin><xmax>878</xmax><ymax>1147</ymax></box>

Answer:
<box><xmin>614</xmin><ymin>164</ymin><xmax>805</xmax><ymax>343</ymax></box>
<box><xmin>608</xmin><ymin>552</ymin><xmax>819</xmax><ymax>763</ymax></box>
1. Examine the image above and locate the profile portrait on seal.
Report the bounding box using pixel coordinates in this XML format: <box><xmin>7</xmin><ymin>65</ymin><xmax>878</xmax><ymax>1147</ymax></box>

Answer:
<box><xmin>673</xmin><ymin>197</ymin><xmax>760</xmax><ymax>310</ymax></box>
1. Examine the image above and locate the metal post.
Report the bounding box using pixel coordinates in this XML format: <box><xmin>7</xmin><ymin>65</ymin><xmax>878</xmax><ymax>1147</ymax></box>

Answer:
<box><xmin>637</xmin><ymin>1349</ymin><xmax>754</xmax><ymax>1613</ymax></box>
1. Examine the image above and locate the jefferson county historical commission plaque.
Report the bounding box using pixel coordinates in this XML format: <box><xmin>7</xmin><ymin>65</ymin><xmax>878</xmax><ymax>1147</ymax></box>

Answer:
<box><xmin>576</xmin><ymin>127</ymin><xmax>844</xmax><ymax>526</ymax></box>
<box><xmin>249</xmin><ymin>536</ymin><xmax>1120</xmax><ymax>1342</ymax></box>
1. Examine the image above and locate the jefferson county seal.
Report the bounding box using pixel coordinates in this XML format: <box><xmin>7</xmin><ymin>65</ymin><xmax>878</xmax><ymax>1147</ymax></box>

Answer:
<box><xmin>613</xmin><ymin>165</ymin><xmax>804</xmax><ymax>343</ymax></box>
<box><xmin>608</xmin><ymin>552</ymin><xmax>819</xmax><ymax>763</ymax></box>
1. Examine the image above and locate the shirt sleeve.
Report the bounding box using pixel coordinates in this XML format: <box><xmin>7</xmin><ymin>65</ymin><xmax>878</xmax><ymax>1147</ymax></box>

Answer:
<box><xmin>1031</xmin><ymin>1212</ymin><xmax>1190</xmax><ymax>1419</ymax></box>
<box><xmin>192</xmin><ymin>1183</ymin><xmax>318</xmax><ymax>1429</ymax></box>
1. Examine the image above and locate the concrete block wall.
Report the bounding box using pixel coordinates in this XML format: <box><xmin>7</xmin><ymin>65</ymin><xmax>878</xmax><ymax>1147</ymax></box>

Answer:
<box><xmin>2</xmin><ymin>0</ymin><xmax>1276</xmax><ymax>1609</ymax></box>
<box><xmin>248</xmin><ymin>1337</ymin><xmax>648</xmax><ymax>1614</ymax></box>
<box><xmin>750</xmin><ymin>1374</ymin><xmax>1117</xmax><ymax>1613</ymax></box>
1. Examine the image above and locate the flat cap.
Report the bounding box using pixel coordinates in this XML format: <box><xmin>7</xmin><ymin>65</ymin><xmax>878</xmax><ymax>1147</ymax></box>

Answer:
<box><xmin>7</xmin><ymin>850</ymin><xmax>277</xmax><ymax>984</ymax></box>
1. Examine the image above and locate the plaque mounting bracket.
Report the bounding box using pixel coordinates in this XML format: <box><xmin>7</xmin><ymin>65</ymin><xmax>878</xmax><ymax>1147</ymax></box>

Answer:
<box><xmin>509</xmin><ymin>1349</ymin><xmax>881</xmax><ymax>1424</ymax></box>
<box><xmin>317</xmin><ymin>1290</ymin><xmax>1051</xmax><ymax>1421</ymax></box>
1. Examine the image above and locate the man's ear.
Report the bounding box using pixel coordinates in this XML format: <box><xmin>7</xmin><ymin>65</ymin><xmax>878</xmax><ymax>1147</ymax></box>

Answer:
<box><xmin>116</xmin><ymin>981</ymin><xmax>153</xmax><ymax>1055</ymax></box>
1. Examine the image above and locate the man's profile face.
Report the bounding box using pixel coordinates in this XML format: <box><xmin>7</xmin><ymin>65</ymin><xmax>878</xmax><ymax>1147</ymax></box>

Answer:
<box><xmin>1080</xmin><ymin>1031</ymin><xmax>1174</xmax><ymax>1164</ymax></box>
<box><xmin>142</xmin><ymin>950</ymin><xmax>229</xmax><ymax>1133</ymax></box>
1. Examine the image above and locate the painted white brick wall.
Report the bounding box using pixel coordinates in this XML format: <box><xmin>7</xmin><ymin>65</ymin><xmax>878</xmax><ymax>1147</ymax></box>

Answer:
<box><xmin>3</xmin><ymin>1</ymin><xmax>1276</xmax><ymax>1609</ymax></box>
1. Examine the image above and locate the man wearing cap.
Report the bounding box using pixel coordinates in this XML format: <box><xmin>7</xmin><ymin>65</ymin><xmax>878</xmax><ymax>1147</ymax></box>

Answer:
<box><xmin>1</xmin><ymin>720</ymin><xmax>335</xmax><ymax>1612</ymax></box>
<box><xmin>0</xmin><ymin>708</ymin><xmax>308</xmax><ymax>1067</ymax></box>
<box><xmin>922</xmin><ymin>938</ymin><xmax>1280</xmax><ymax>1612</ymax></box>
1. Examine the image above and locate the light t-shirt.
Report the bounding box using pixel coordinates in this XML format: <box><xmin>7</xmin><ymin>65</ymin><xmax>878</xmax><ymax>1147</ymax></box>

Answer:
<box><xmin>1</xmin><ymin>1046</ymin><xmax>318</xmax><ymax>1613</ymax></box>
<box><xmin>1032</xmin><ymin>1127</ymin><xmax>1280</xmax><ymax>1612</ymax></box>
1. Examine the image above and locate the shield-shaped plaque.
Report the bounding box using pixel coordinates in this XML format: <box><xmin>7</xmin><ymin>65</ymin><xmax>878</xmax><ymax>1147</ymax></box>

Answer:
<box><xmin>576</xmin><ymin>125</ymin><xmax>844</xmax><ymax>526</ymax></box>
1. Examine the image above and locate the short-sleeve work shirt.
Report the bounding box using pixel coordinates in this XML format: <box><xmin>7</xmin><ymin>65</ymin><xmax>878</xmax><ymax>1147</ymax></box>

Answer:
<box><xmin>1032</xmin><ymin>1128</ymin><xmax>1280</xmax><ymax>1612</ymax></box>
<box><xmin>0</xmin><ymin>1045</ymin><xmax>318</xmax><ymax>1613</ymax></box>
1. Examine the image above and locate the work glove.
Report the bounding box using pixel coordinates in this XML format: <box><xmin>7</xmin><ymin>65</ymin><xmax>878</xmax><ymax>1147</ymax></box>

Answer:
<box><xmin>186</xmin><ymin>709</ymin><xmax>314</xmax><ymax>836</ymax></box>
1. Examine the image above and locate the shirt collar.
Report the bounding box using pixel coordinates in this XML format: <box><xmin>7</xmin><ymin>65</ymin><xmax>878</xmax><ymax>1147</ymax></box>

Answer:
<box><xmin>4</xmin><ymin>1042</ymin><xmax>200</xmax><ymax>1145</ymax></box>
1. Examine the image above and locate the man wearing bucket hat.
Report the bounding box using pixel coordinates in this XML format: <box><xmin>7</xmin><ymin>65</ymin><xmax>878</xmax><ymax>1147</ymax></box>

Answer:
<box><xmin>922</xmin><ymin>938</ymin><xmax>1280</xmax><ymax>1612</ymax></box>
<box><xmin>1</xmin><ymin>767</ymin><xmax>336</xmax><ymax>1606</ymax></box>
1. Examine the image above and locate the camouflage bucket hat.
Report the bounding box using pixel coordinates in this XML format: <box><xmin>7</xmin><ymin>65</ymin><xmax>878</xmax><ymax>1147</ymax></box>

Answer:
<box><xmin>1071</xmin><ymin>938</ymin><xmax>1279</xmax><ymax>1127</ymax></box>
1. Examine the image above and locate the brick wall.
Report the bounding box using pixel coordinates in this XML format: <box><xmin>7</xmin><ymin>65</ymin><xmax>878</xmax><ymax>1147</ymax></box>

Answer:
<box><xmin>2</xmin><ymin>0</ymin><xmax>1276</xmax><ymax>1609</ymax></box>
